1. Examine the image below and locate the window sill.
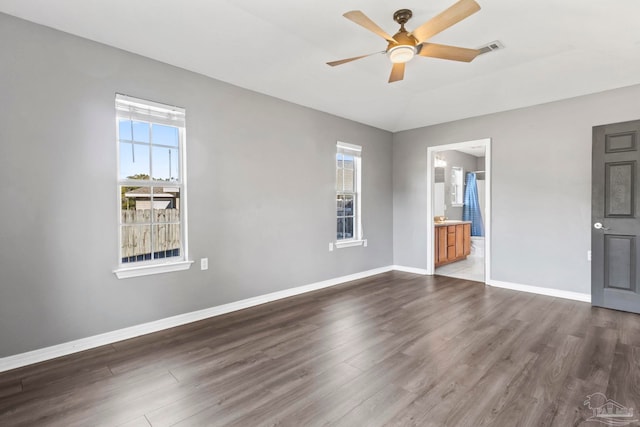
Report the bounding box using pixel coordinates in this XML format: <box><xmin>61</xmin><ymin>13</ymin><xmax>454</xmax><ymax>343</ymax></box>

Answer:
<box><xmin>335</xmin><ymin>239</ymin><xmax>365</xmax><ymax>249</ymax></box>
<box><xmin>114</xmin><ymin>260</ymin><xmax>194</xmax><ymax>279</ymax></box>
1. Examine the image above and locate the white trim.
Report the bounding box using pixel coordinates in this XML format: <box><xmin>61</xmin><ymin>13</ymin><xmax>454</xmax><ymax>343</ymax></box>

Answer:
<box><xmin>392</xmin><ymin>265</ymin><xmax>429</xmax><ymax>275</ymax></box>
<box><xmin>335</xmin><ymin>239</ymin><xmax>365</xmax><ymax>249</ymax></box>
<box><xmin>180</xmin><ymin>125</ymin><xmax>190</xmax><ymax>263</ymax></box>
<box><xmin>0</xmin><ymin>266</ymin><xmax>393</xmax><ymax>373</ymax></box>
<box><xmin>114</xmin><ymin>260</ymin><xmax>193</xmax><ymax>279</ymax></box>
<box><xmin>426</xmin><ymin>138</ymin><xmax>492</xmax><ymax>284</ymax></box>
<box><xmin>487</xmin><ymin>279</ymin><xmax>591</xmax><ymax>303</ymax></box>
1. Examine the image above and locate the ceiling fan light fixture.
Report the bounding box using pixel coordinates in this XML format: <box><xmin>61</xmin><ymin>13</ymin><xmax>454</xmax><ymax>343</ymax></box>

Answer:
<box><xmin>388</xmin><ymin>45</ymin><xmax>416</xmax><ymax>64</ymax></box>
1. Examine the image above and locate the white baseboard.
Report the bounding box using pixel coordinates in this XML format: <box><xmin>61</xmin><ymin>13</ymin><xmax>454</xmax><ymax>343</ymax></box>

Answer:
<box><xmin>0</xmin><ymin>267</ymin><xmax>592</xmax><ymax>373</ymax></box>
<box><xmin>487</xmin><ymin>279</ymin><xmax>591</xmax><ymax>303</ymax></box>
<box><xmin>392</xmin><ymin>265</ymin><xmax>429</xmax><ymax>275</ymax></box>
<box><xmin>0</xmin><ymin>265</ymin><xmax>393</xmax><ymax>373</ymax></box>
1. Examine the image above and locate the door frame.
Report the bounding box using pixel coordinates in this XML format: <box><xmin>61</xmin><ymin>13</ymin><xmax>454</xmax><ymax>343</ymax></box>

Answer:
<box><xmin>426</xmin><ymin>138</ymin><xmax>492</xmax><ymax>281</ymax></box>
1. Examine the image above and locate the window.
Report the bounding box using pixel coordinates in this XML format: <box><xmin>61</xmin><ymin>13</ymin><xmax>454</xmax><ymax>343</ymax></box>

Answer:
<box><xmin>114</xmin><ymin>94</ymin><xmax>191</xmax><ymax>278</ymax></box>
<box><xmin>336</xmin><ymin>142</ymin><xmax>362</xmax><ymax>247</ymax></box>
<box><xmin>451</xmin><ymin>166</ymin><xmax>464</xmax><ymax>206</ymax></box>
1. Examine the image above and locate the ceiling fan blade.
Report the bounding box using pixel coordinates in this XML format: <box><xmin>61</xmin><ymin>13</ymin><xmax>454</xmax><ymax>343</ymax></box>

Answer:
<box><xmin>410</xmin><ymin>0</ymin><xmax>481</xmax><ymax>44</ymax></box>
<box><xmin>388</xmin><ymin>62</ymin><xmax>405</xmax><ymax>83</ymax></box>
<box><xmin>418</xmin><ymin>43</ymin><xmax>480</xmax><ymax>62</ymax></box>
<box><xmin>343</xmin><ymin>11</ymin><xmax>397</xmax><ymax>43</ymax></box>
<box><xmin>326</xmin><ymin>51</ymin><xmax>382</xmax><ymax>67</ymax></box>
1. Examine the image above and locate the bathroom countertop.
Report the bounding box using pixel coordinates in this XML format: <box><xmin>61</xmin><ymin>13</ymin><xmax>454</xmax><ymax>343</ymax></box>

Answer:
<box><xmin>434</xmin><ymin>220</ymin><xmax>472</xmax><ymax>226</ymax></box>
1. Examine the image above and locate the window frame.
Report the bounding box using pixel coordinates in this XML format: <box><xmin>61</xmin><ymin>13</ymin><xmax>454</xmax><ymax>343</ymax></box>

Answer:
<box><xmin>113</xmin><ymin>94</ymin><xmax>192</xmax><ymax>279</ymax></box>
<box><xmin>335</xmin><ymin>141</ymin><xmax>364</xmax><ymax>249</ymax></box>
<box><xmin>451</xmin><ymin>166</ymin><xmax>464</xmax><ymax>207</ymax></box>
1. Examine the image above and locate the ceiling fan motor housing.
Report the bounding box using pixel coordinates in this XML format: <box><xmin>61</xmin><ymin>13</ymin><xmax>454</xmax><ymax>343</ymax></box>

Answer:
<box><xmin>387</xmin><ymin>30</ymin><xmax>418</xmax><ymax>50</ymax></box>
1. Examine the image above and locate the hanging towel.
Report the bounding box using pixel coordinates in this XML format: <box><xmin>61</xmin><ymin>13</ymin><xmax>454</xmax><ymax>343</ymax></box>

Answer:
<box><xmin>463</xmin><ymin>172</ymin><xmax>484</xmax><ymax>236</ymax></box>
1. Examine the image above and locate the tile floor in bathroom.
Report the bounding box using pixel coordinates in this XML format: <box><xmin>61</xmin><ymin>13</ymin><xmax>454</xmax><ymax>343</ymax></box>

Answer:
<box><xmin>435</xmin><ymin>255</ymin><xmax>485</xmax><ymax>283</ymax></box>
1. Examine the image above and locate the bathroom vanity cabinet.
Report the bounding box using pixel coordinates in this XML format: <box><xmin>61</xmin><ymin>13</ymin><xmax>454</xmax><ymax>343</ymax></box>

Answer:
<box><xmin>434</xmin><ymin>221</ymin><xmax>471</xmax><ymax>267</ymax></box>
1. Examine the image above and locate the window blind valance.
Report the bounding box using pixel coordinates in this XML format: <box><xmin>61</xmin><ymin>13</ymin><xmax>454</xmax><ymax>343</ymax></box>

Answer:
<box><xmin>337</xmin><ymin>141</ymin><xmax>362</xmax><ymax>154</ymax></box>
<box><xmin>116</xmin><ymin>94</ymin><xmax>185</xmax><ymax>127</ymax></box>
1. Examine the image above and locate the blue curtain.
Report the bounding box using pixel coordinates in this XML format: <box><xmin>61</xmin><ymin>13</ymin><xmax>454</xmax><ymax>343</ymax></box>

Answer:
<box><xmin>463</xmin><ymin>172</ymin><xmax>484</xmax><ymax>236</ymax></box>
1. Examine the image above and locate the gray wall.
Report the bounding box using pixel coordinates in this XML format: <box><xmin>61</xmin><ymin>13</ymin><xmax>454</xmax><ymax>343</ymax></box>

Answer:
<box><xmin>393</xmin><ymin>83</ymin><xmax>640</xmax><ymax>294</ymax></box>
<box><xmin>477</xmin><ymin>157</ymin><xmax>485</xmax><ymax>173</ymax></box>
<box><xmin>0</xmin><ymin>14</ymin><xmax>393</xmax><ymax>357</ymax></box>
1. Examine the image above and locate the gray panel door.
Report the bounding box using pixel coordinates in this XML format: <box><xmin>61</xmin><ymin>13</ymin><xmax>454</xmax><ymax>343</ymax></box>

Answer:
<box><xmin>592</xmin><ymin>120</ymin><xmax>640</xmax><ymax>313</ymax></box>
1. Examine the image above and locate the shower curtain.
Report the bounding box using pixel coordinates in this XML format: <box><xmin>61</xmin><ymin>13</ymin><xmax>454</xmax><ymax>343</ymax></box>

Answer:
<box><xmin>463</xmin><ymin>172</ymin><xmax>484</xmax><ymax>236</ymax></box>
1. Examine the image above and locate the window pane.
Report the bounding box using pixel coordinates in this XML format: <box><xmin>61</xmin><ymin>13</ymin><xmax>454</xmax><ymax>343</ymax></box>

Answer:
<box><xmin>152</xmin><ymin>146</ymin><xmax>179</xmax><ymax>181</ymax></box>
<box><xmin>132</xmin><ymin>121</ymin><xmax>150</xmax><ymax>142</ymax></box>
<box><xmin>343</xmin><ymin>154</ymin><xmax>354</xmax><ymax>169</ymax></box>
<box><xmin>121</xmin><ymin>187</ymin><xmax>152</xmax><ymax>223</ymax></box>
<box><xmin>121</xmin><ymin>224</ymin><xmax>152</xmax><ymax>263</ymax></box>
<box><xmin>119</xmin><ymin>119</ymin><xmax>132</xmax><ymax>141</ymax></box>
<box><xmin>153</xmin><ymin>187</ymin><xmax>181</xmax><ymax>223</ymax></box>
<box><xmin>153</xmin><ymin>223</ymin><xmax>181</xmax><ymax>260</ymax></box>
<box><xmin>337</xmin><ymin>168</ymin><xmax>354</xmax><ymax>192</ymax></box>
<box><xmin>337</xmin><ymin>217</ymin><xmax>345</xmax><ymax>240</ymax></box>
<box><xmin>336</xmin><ymin>153</ymin><xmax>343</xmax><ymax>169</ymax></box>
<box><xmin>344</xmin><ymin>217</ymin><xmax>354</xmax><ymax>238</ymax></box>
<box><xmin>337</xmin><ymin>195</ymin><xmax>345</xmax><ymax>217</ymax></box>
<box><xmin>153</xmin><ymin>124</ymin><xmax>179</xmax><ymax>147</ymax></box>
<box><xmin>343</xmin><ymin>195</ymin><xmax>354</xmax><ymax>216</ymax></box>
<box><xmin>120</xmin><ymin>143</ymin><xmax>150</xmax><ymax>180</ymax></box>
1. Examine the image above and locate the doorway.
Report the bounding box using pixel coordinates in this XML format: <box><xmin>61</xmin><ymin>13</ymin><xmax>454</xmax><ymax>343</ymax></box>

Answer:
<box><xmin>426</xmin><ymin>139</ymin><xmax>491</xmax><ymax>282</ymax></box>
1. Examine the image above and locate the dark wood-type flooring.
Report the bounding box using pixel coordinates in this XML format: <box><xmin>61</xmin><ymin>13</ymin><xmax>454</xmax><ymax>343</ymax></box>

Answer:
<box><xmin>1</xmin><ymin>271</ymin><xmax>640</xmax><ymax>426</ymax></box>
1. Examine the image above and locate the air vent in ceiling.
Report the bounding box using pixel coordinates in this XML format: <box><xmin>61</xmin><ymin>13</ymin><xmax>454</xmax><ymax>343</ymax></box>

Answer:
<box><xmin>478</xmin><ymin>40</ymin><xmax>505</xmax><ymax>55</ymax></box>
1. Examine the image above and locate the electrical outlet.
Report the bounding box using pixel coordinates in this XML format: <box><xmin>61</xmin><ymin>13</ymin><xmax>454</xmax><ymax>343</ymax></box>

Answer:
<box><xmin>587</xmin><ymin>250</ymin><xmax>591</xmax><ymax>262</ymax></box>
<box><xmin>363</xmin><ymin>239</ymin><xmax>368</xmax><ymax>247</ymax></box>
<box><xmin>201</xmin><ymin>258</ymin><xmax>208</xmax><ymax>270</ymax></box>
<box><xmin>329</xmin><ymin>242</ymin><xmax>334</xmax><ymax>252</ymax></box>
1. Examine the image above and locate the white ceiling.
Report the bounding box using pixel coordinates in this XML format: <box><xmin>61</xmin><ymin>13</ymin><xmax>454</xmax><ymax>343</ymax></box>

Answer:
<box><xmin>2</xmin><ymin>0</ymin><xmax>640</xmax><ymax>132</ymax></box>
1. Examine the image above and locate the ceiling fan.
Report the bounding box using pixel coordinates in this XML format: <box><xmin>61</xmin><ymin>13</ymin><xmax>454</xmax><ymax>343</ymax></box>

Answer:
<box><xmin>327</xmin><ymin>0</ymin><xmax>482</xmax><ymax>83</ymax></box>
